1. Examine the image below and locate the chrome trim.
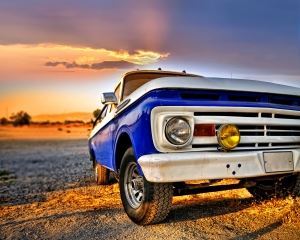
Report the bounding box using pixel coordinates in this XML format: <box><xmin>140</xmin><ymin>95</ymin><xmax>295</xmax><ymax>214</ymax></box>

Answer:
<box><xmin>151</xmin><ymin>111</ymin><xmax>194</xmax><ymax>151</ymax></box>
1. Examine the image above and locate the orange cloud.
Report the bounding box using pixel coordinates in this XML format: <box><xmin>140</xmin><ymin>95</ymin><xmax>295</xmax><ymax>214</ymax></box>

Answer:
<box><xmin>0</xmin><ymin>44</ymin><xmax>169</xmax><ymax>81</ymax></box>
<box><xmin>45</xmin><ymin>60</ymin><xmax>135</xmax><ymax>70</ymax></box>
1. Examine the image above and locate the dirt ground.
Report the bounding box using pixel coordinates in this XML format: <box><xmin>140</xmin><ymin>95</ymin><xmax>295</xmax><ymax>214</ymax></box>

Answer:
<box><xmin>1</xmin><ymin>138</ymin><xmax>300</xmax><ymax>240</ymax></box>
<box><xmin>0</xmin><ymin>125</ymin><xmax>91</xmax><ymax>140</ymax></box>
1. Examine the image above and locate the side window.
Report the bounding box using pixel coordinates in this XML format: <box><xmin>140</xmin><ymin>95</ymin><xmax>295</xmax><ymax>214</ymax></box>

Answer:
<box><xmin>106</xmin><ymin>104</ymin><xmax>112</xmax><ymax>114</ymax></box>
<box><xmin>94</xmin><ymin>105</ymin><xmax>108</xmax><ymax>127</ymax></box>
<box><xmin>100</xmin><ymin>105</ymin><xmax>108</xmax><ymax>119</ymax></box>
<box><xmin>114</xmin><ymin>83</ymin><xmax>121</xmax><ymax>101</ymax></box>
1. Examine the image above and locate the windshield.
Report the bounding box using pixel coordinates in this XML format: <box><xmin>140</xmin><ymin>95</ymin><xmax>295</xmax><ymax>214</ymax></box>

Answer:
<box><xmin>122</xmin><ymin>72</ymin><xmax>198</xmax><ymax>100</ymax></box>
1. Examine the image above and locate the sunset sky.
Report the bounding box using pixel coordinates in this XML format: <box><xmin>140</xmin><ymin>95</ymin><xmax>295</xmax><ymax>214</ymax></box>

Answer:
<box><xmin>0</xmin><ymin>0</ymin><xmax>299</xmax><ymax>117</ymax></box>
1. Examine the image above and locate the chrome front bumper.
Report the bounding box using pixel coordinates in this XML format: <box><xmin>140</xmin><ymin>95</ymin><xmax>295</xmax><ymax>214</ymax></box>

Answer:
<box><xmin>138</xmin><ymin>149</ymin><xmax>300</xmax><ymax>183</ymax></box>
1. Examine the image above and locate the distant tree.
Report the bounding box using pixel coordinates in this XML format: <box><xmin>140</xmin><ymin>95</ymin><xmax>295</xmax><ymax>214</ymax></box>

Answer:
<box><xmin>64</xmin><ymin>120</ymin><xmax>84</xmax><ymax>125</ymax></box>
<box><xmin>93</xmin><ymin>109</ymin><xmax>101</xmax><ymax>119</ymax></box>
<box><xmin>0</xmin><ymin>117</ymin><xmax>9</xmax><ymax>125</ymax></box>
<box><xmin>10</xmin><ymin>111</ymin><xmax>31</xmax><ymax>126</ymax></box>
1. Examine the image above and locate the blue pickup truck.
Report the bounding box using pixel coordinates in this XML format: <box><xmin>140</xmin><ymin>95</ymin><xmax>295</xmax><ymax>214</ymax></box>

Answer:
<box><xmin>89</xmin><ymin>70</ymin><xmax>300</xmax><ymax>225</ymax></box>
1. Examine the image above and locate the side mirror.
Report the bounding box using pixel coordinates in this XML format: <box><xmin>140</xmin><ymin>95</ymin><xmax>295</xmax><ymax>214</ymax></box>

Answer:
<box><xmin>100</xmin><ymin>92</ymin><xmax>118</xmax><ymax>105</ymax></box>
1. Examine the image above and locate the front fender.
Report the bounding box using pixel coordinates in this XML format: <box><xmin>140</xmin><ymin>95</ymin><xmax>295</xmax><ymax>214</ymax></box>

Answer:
<box><xmin>112</xmin><ymin>98</ymin><xmax>159</xmax><ymax>173</ymax></box>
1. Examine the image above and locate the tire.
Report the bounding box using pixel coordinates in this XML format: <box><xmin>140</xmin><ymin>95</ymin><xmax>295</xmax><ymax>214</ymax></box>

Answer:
<box><xmin>119</xmin><ymin>148</ymin><xmax>173</xmax><ymax>225</ymax></box>
<box><xmin>94</xmin><ymin>162</ymin><xmax>109</xmax><ymax>185</ymax></box>
<box><xmin>247</xmin><ymin>174</ymin><xmax>300</xmax><ymax>200</ymax></box>
<box><xmin>292</xmin><ymin>174</ymin><xmax>300</xmax><ymax>197</ymax></box>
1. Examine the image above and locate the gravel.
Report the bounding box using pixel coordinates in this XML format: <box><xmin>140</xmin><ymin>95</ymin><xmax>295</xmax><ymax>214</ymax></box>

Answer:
<box><xmin>1</xmin><ymin>139</ymin><xmax>300</xmax><ymax>240</ymax></box>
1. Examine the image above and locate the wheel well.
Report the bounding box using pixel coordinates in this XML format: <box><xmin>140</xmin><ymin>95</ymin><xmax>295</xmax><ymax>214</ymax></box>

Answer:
<box><xmin>88</xmin><ymin>142</ymin><xmax>95</xmax><ymax>162</ymax></box>
<box><xmin>115</xmin><ymin>133</ymin><xmax>132</xmax><ymax>171</ymax></box>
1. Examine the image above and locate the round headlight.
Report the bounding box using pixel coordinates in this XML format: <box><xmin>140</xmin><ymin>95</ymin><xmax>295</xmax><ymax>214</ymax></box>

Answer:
<box><xmin>165</xmin><ymin>117</ymin><xmax>191</xmax><ymax>145</ymax></box>
<box><xmin>217</xmin><ymin>124</ymin><xmax>240</xmax><ymax>150</ymax></box>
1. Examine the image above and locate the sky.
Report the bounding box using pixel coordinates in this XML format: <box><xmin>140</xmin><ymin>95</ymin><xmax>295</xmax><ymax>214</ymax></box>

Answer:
<box><xmin>0</xmin><ymin>0</ymin><xmax>299</xmax><ymax>117</ymax></box>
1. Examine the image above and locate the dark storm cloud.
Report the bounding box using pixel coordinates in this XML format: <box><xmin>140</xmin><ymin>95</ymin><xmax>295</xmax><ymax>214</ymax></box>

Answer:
<box><xmin>90</xmin><ymin>60</ymin><xmax>135</xmax><ymax>70</ymax></box>
<box><xmin>45</xmin><ymin>60</ymin><xmax>135</xmax><ymax>70</ymax></box>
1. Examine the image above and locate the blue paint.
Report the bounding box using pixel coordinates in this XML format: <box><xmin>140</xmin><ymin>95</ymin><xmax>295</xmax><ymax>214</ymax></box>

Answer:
<box><xmin>89</xmin><ymin>88</ymin><xmax>300</xmax><ymax>174</ymax></box>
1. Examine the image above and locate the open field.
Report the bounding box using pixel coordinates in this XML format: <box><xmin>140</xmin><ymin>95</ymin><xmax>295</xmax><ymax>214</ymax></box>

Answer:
<box><xmin>0</xmin><ymin>125</ymin><xmax>91</xmax><ymax>140</ymax></box>
<box><xmin>1</xmin><ymin>134</ymin><xmax>300</xmax><ymax>239</ymax></box>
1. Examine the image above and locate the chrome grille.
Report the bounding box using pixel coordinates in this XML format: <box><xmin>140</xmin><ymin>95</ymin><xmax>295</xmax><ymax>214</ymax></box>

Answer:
<box><xmin>192</xmin><ymin>108</ymin><xmax>300</xmax><ymax>151</ymax></box>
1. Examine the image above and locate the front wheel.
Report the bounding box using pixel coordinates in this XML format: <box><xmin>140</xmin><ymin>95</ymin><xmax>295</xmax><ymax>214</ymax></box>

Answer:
<box><xmin>119</xmin><ymin>148</ymin><xmax>173</xmax><ymax>225</ymax></box>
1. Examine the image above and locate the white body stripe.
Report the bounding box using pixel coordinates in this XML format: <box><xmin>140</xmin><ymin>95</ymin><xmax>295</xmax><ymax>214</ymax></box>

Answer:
<box><xmin>90</xmin><ymin>108</ymin><xmax>116</xmax><ymax>138</ymax></box>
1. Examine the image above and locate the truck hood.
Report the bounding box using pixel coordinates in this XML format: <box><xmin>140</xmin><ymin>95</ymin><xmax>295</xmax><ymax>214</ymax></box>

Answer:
<box><xmin>143</xmin><ymin>76</ymin><xmax>300</xmax><ymax>97</ymax></box>
<box><xmin>118</xmin><ymin>76</ymin><xmax>300</xmax><ymax>114</ymax></box>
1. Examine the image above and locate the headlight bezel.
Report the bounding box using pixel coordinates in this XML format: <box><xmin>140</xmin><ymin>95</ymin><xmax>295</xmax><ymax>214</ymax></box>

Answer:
<box><xmin>164</xmin><ymin>117</ymin><xmax>192</xmax><ymax>146</ymax></box>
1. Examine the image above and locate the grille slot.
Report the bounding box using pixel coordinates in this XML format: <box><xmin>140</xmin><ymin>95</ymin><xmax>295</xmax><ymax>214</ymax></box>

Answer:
<box><xmin>261</xmin><ymin>113</ymin><xmax>272</xmax><ymax>118</ymax></box>
<box><xmin>267</xmin><ymin>131</ymin><xmax>300</xmax><ymax>136</ymax></box>
<box><xmin>239</xmin><ymin>131</ymin><xmax>264</xmax><ymax>136</ymax></box>
<box><xmin>192</xmin><ymin>144</ymin><xmax>218</xmax><ymax>149</ymax></box>
<box><xmin>268</xmin><ymin>126</ymin><xmax>300</xmax><ymax>130</ymax></box>
<box><xmin>195</xmin><ymin>112</ymin><xmax>258</xmax><ymax>117</ymax></box>
<box><xmin>275</xmin><ymin>114</ymin><xmax>300</xmax><ymax>120</ymax></box>
<box><xmin>272</xmin><ymin>142</ymin><xmax>300</xmax><ymax>147</ymax></box>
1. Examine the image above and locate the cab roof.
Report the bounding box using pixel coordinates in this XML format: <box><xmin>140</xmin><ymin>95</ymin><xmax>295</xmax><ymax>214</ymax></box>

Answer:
<box><xmin>123</xmin><ymin>70</ymin><xmax>201</xmax><ymax>80</ymax></box>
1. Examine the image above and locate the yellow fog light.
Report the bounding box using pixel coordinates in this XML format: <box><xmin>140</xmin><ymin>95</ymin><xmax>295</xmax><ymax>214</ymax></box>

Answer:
<box><xmin>217</xmin><ymin>124</ymin><xmax>240</xmax><ymax>151</ymax></box>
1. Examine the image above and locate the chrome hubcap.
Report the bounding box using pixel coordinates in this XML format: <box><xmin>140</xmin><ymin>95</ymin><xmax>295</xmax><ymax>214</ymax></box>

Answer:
<box><xmin>124</xmin><ymin>162</ymin><xmax>144</xmax><ymax>209</ymax></box>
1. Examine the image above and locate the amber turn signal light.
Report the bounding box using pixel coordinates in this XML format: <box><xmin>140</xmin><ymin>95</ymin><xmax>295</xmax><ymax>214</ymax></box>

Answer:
<box><xmin>194</xmin><ymin>124</ymin><xmax>216</xmax><ymax>137</ymax></box>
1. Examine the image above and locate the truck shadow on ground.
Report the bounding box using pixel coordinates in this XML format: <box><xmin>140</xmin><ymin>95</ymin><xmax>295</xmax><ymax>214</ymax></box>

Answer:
<box><xmin>0</xmin><ymin>195</ymin><xmax>254</xmax><ymax>230</ymax></box>
<box><xmin>167</xmin><ymin>196</ymin><xmax>253</xmax><ymax>223</ymax></box>
<box><xmin>0</xmin><ymin>207</ymin><xmax>121</xmax><ymax>228</ymax></box>
<box><xmin>230</xmin><ymin>220</ymin><xmax>283</xmax><ymax>240</ymax></box>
